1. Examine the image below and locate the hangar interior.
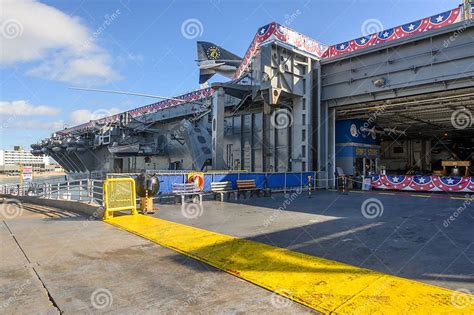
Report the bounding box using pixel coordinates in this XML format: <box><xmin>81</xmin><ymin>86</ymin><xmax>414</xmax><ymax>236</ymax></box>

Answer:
<box><xmin>335</xmin><ymin>88</ymin><xmax>474</xmax><ymax>176</ymax></box>
<box><xmin>320</xmin><ymin>22</ymin><xmax>474</xmax><ymax>183</ymax></box>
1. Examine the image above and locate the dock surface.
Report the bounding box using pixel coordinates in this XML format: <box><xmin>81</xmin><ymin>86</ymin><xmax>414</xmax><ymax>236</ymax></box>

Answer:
<box><xmin>106</xmin><ymin>213</ymin><xmax>473</xmax><ymax>314</ymax></box>
<box><xmin>0</xmin><ymin>201</ymin><xmax>312</xmax><ymax>314</ymax></box>
<box><xmin>1</xmin><ymin>190</ymin><xmax>473</xmax><ymax>313</ymax></box>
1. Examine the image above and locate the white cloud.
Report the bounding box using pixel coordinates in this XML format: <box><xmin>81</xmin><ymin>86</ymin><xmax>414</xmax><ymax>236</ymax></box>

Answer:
<box><xmin>0</xmin><ymin>100</ymin><xmax>60</xmax><ymax>116</ymax></box>
<box><xmin>0</xmin><ymin>99</ymin><xmax>122</xmax><ymax>131</ymax></box>
<box><xmin>69</xmin><ymin>107</ymin><xmax>122</xmax><ymax>125</ymax></box>
<box><xmin>1</xmin><ymin>118</ymin><xmax>65</xmax><ymax>130</ymax></box>
<box><xmin>0</xmin><ymin>0</ymin><xmax>120</xmax><ymax>84</ymax></box>
<box><xmin>1</xmin><ymin>106</ymin><xmax>123</xmax><ymax>131</ymax></box>
<box><xmin>2</xmin><ymin>119</ymin><xmax>64</xmax><ymax>132</ymax></box>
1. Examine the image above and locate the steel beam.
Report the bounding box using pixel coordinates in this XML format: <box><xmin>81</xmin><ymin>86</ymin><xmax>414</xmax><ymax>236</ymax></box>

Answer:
<box><xmin>212</xmin><ymin>87</ymin><xmax>226</xmax><ymax>169</ymax></box>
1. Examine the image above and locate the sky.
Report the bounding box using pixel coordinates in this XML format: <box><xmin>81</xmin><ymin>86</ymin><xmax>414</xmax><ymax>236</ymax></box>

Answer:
<box><xmin>0</xmin><ymin>0</ymin><xmax>459</xmax><ymax>150</ymax></box>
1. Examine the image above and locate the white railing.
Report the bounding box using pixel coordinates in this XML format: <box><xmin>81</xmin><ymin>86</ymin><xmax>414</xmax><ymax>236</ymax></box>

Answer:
<box><xmin>0</xmin><ymin>179</ymin><xmax>104</xmax><ymax>204</ymax></box>
<box><xmin>106</xmin><ymin>170</ymin><xmax>195</xmax><ymax>178</ymax></box>
<box><xmin>0</xmin><ymin>170</ymin><xmax>333</xmax><ymax>205</ymax></box>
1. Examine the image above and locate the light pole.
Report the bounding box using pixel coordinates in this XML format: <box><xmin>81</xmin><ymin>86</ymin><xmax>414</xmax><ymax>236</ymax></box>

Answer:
<box><xmin>19</xmin><ymin>163</ymin><xmax>23</xmax><ymax>196</ymax></box>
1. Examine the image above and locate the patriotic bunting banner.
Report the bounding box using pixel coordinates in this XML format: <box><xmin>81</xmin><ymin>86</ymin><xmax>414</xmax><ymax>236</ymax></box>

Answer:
<box><xmin>322</xmin><ymin>6</ymin><xmax>462</xmax><ymax>58</ymax></box>
<box><xmin>375</xmin><ymin>28</ymin><xmax>398</xmax><ymax>44</ymax></box>
<box><xmin>234</xmin><ymin>22</ymin><xmax>327</xmax><ymax>78</ymax></box>
<box><xmin>371</xmin><ymin>175</ymin><xmax>474</xmax><ymax>193</ymax></box>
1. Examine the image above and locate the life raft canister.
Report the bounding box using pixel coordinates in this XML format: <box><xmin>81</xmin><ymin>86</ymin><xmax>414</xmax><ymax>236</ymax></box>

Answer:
<box><xmin>188</xmin><ymin>172</ymin><xmax>204</xmax><ymax>190</ymax></box>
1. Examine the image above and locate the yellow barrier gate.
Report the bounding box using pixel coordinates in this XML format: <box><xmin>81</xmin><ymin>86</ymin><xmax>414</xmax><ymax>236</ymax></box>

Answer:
<box><xmin>103</xmin><ymin>178</ymin><xmax>138</xmax><ymax>220</ymax></box>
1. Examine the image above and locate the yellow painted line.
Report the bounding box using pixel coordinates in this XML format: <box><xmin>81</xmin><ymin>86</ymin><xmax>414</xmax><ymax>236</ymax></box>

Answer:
<box><xmin>106</xmin><ymin>215</ymin><xmax>474</xmax><ymax>314</ymax></box>
<box><xmin>410</xmin><ymin>194</ymin><xmax>431</xmax><ymax>198</ymax></box>
<box><xmin>378</xmin><ymin>192</ymin><xmax>395</xmax><ymax>195</ymax></box>
<box><xmin>450</xmin><ymin>197</ymin><xmax>472</xmax><ymax>201</ymax></box>
<box><xmin>348</xmin><ymin>190</ymin><xmax>365</xmax><ymax>194</ymax></box>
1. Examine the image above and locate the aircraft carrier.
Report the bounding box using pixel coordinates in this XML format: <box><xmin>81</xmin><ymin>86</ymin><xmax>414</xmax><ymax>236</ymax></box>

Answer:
<box><xmin>32</xmin><ymin>2</ymin><xmax>474</xmax><ymax>187</ymax></box>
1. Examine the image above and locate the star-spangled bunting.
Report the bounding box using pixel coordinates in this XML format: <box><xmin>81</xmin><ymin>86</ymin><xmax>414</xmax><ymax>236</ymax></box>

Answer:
<box><xmin>370</xmin><ymin>175</ymin><xmax>474</xmax><ymax>192</ymax></box>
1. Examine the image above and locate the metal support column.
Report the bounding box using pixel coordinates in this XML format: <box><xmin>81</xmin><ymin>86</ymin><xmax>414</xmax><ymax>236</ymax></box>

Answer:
<box><xmin>318</xmin><ymin>101</ymin><xmax>329</xmax><ymax>188</ymax></box>
<box><xmin>328</xmin><ymin>107</ymin><xmax>336</xmax><ymax>189</ymax></box>
<box><xmin>306</xmin><ymin>57</ymin><xmax>314</xmax><ymax>172</ymax></box>
<box><xmin>316</xmin><ymin>73</ymin><xmax>328</xmax><ymax>188</ymax></box>
<box><xmin>212</xmin><ymin>87</ymin><xmax>226</xmax><ymax>170</ymax></box>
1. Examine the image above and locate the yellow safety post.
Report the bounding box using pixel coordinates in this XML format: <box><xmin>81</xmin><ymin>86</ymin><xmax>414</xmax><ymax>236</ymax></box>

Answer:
<box><xmin>103</xmin><ymin>177</ymin><xmax>138</xmax><ymax>220</ymax></box>
<box><xmin>341</xmin><ymin>175</ymin><xmax>348</xmax><ymax>194</ymax></box>
<box><xmin>308</xmin><ymin>175</ymin><xmax>312</xmax><ymax>198</ymax></box>
<box><xmin>139</xmin><ymin>189</ymin><xmax>156</xmax><ymax>214</ymax></box>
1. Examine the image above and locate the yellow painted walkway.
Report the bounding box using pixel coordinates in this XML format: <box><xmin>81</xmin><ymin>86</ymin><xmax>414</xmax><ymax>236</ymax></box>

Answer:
<box><xmin>106</xmin><ymin>215</ymin><xmax>474</xmax><ymax>314</ymax></box>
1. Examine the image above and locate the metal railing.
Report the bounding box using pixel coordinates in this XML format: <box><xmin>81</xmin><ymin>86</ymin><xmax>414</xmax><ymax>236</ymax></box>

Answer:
<box><xmin>0</xmin><ymin>171</ymin><xmax>332</xmax><ymax>206</ymax></box>
<box><xmin>0</xmin><ymin>179</ymin><xmax>104</xmax><ymax>204</ymax></box>
<box><xmin>108</xmin><ymin>171</ymin><xmax>322</xmax><ymax>194</ymax></box>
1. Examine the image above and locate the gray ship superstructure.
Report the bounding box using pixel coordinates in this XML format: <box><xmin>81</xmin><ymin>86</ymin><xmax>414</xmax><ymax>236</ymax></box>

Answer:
<box><xmin>32</xmin><ymin>5</ymin><xmax>474</xmax><ymax>186</ymax></box>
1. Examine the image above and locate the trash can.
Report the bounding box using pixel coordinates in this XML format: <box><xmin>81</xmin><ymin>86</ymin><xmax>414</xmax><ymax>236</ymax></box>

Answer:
<box><xmin>354</xmin><ymin>176</ymin><xmax>363</xmax><ymax>190</ymax></box>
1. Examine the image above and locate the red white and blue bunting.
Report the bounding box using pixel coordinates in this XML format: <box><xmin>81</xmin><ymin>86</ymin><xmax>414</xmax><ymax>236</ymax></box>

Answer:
<box><xmin>234</xmin><ymin>22</ymin><xmax>327</xmax><ymax>78</ymax></box>
<box><xmin>371</xmin><ymin>175</ymin><xmax>474</xmax><ymax>193</ymax></box>
<box><xmin>322</xmin><ymin>7</ymin><xmax>462</xmax><ymax>58</ymax></box>
<box><xmin>237</xmin><ymin>7</ymin><xmax>463</xmax><ymax>75</ymax></box>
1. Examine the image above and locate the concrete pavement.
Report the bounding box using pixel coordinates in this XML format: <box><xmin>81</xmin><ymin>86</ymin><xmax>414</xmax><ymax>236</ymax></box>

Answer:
<box><xmin>1</xmin><ymin>189</ymin><xmax>473</xmax><ymax>313</ymax></box>
<box><xmin>154</xmin><ymin>190</ymin><xmax>474</xmax><ymax>292</ymax></box>
<box><xmin>0</xmin><ymin>200</ymin><xmax>313</xmax><ymax>314</ymax></box>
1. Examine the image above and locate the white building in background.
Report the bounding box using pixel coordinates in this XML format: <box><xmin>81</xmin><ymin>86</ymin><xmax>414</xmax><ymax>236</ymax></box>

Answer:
<box><xmin>0</xmin><ymin>146</ymin><xmax>53</xmax><ymax>173</ymax></box>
